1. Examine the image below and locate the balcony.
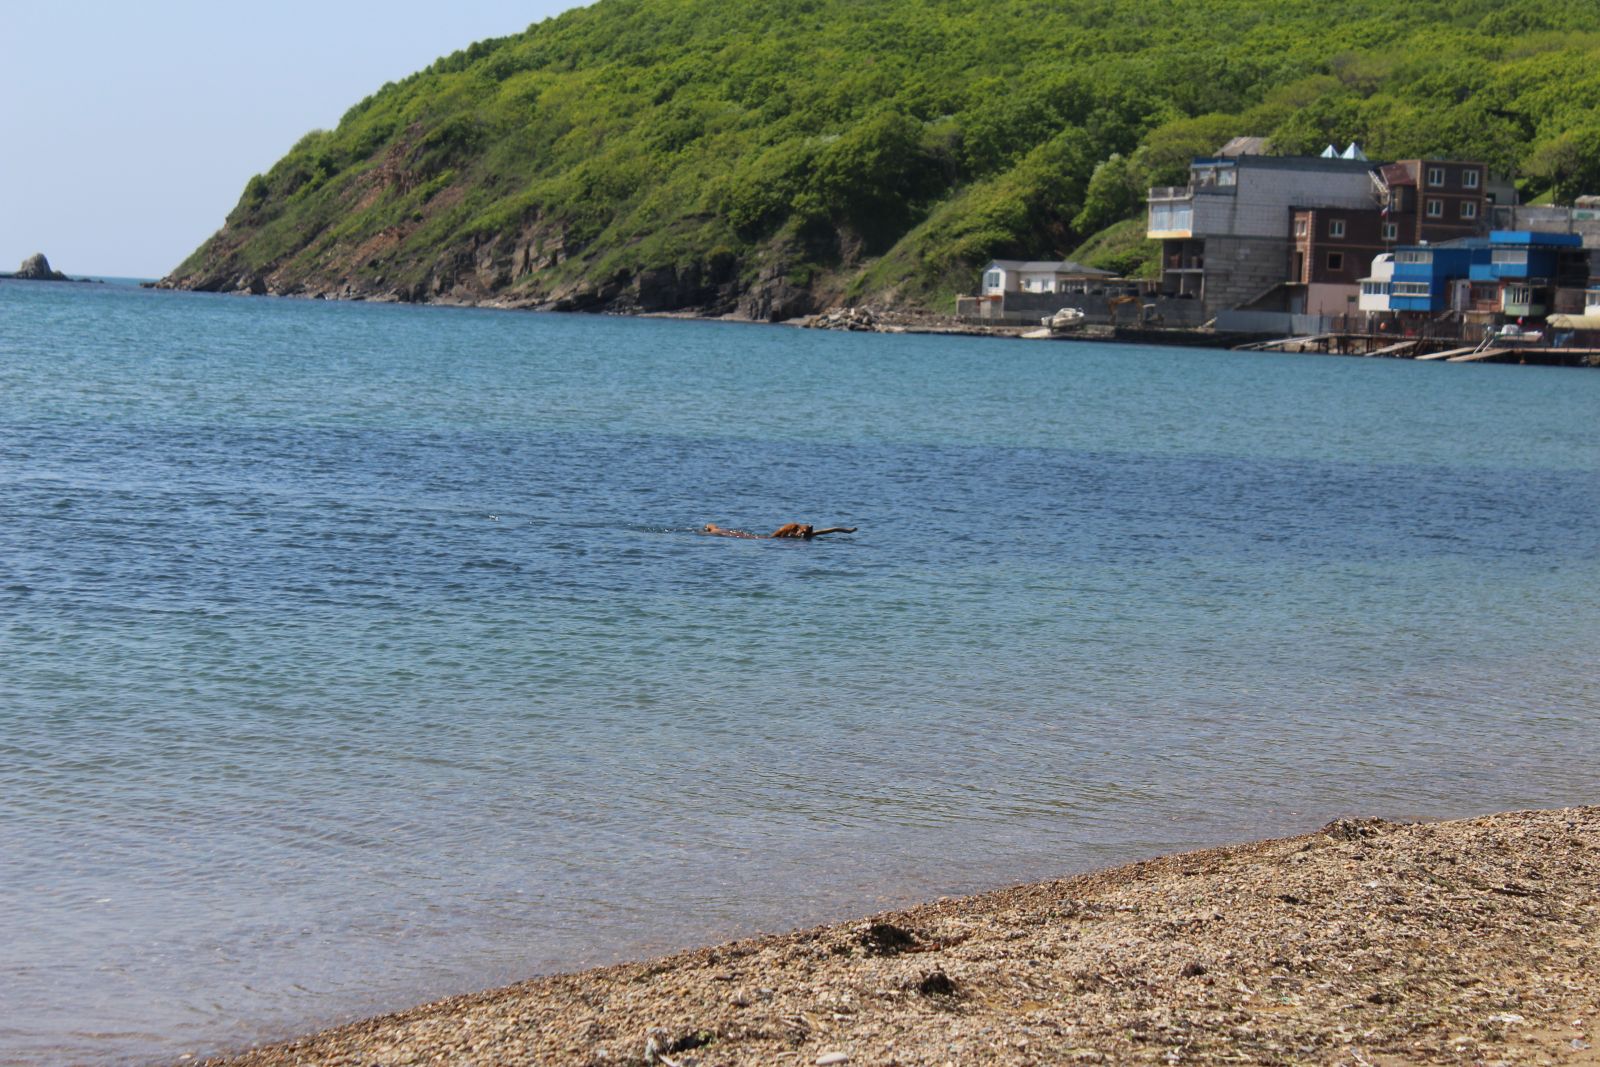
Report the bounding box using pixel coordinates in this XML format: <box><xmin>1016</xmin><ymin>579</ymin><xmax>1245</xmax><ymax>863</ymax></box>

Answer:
<box><xmin>1148</xmin><ymin>201</ymin><xmax>1195</xmax><ymax>239</ymax></box>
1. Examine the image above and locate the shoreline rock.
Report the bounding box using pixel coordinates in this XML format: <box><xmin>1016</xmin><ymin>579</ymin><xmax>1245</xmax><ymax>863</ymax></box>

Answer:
<box><xmin>793</xmin><ymin>304</ymin><xmax>1029</xmax><ymax>338</ymax></box>
<box><xmin>5</xmin><ymin>252</ymin><xmax>74</xmax><ymax>282</ymax></box>
<box><xmin>198</xmin><ymin>806</ymin><xmax>1598</xmax><ymax>1066</ymax></box>
<box><xmin>16</xmin><ymin>252</ymin><xmax>67</xmax><ymax>281</ymax></box>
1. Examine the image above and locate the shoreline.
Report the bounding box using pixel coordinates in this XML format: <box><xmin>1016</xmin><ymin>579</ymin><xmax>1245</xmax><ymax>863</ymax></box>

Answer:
<box><xmin>138</xmin><ymin>285</ymin><xmax>1600</xmax><ymax>364</ymax></box>
<box><xmin>199</xmin><ymin>806</ymin><xmax>1598</xmax><ymax>1066</ymax></box>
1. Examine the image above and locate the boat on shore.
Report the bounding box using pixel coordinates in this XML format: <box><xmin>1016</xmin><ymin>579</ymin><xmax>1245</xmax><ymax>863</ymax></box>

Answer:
<box><xmin>1021</xmin><ymin>306</ymin><xmax>1088</xmax><ymax>339</ymax></box>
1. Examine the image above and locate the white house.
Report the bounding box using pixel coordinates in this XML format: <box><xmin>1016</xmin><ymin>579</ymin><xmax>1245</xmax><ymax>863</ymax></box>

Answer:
<box><xmin>1358</xmin><ymin>252</ymin><xmax>1394</xmax><ymax>315</ymax></box>
<box><xmin>980</xmin><ymin>259</ymin><xmax>1115</xmax><ymax>296</ymax></box>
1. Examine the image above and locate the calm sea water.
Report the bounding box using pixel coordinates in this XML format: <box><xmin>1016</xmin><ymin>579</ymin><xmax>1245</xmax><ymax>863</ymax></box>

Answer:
<box><xmin>2</xmin><ymin>278</ymin><xmax>1597</xmax><ymax>1064</ymax></box>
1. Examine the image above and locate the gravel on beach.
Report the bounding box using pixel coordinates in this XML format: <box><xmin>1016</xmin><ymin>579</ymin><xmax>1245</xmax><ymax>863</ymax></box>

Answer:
<box><xmin>201</xmin><ymin>807</ymin><xmax>1598</xmax><ymax>1066</ymax></box>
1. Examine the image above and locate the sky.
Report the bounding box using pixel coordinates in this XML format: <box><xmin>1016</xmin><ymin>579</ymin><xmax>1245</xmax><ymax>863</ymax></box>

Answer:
<box><xmin>1</xmin><ymin>1</ymin><xmax>583</xmax><ymax>279</ymax></box>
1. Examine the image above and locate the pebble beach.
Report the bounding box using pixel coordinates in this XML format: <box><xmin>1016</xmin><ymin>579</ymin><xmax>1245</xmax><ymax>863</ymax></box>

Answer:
<box><xmin>200</xmin><ymin>806</ymin><xmax>1599</xmax><ymax>1066</ymax></box>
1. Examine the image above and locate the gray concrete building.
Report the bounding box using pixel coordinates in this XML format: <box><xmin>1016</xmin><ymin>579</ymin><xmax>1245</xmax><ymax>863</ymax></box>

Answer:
<box><xmin>1148</xmin><ymin>154</ymin><xmax>1382</xmax><ymax>318</ymax></box>
<box><xmin>1490</xmin><ymin>202</ymin><xmax>1600</xmax><ymax>248</ymax></box>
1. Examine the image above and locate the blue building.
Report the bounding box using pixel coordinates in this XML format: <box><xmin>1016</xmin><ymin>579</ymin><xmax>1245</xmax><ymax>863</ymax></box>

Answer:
<box><xmin>1466</xmin><ymin>231</ymin><xmax>1587</xmax><ymax>318</ymax></box>
<box><xmin>1387</xmin><ymin>241</ymin><xmax>1479</xmax><ymax>315</ymax></box>
<box><xmin>1389</xmin><ymin>231</ymin><xmax>1592</xmax><ymax>321</ymax></box>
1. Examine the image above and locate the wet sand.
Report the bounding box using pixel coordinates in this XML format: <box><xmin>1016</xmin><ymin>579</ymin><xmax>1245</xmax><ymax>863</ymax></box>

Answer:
<box><xmin>200</xmin><ymin>807</ymin><xmax>1598</xmax><ymax>1066</ymax></box>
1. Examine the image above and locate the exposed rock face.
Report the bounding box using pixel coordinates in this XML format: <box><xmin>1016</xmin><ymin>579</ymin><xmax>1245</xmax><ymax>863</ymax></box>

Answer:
<box><xmin>160</xmin><ymin>232</ymin><xmax>805</xmax><ymax>319</ymax></box>
<box><xmin>157</xmin><ymin>192</ymin><xmax>911</xmax><ymax>322</ymax></box>
<box><xmin>15</xmin><ymin>253</ymin><xmax>68</xmax><ymax>281</ymax></box>
<box><xmin>737</xmin><ymin>260</ymin><xmax>816</xmax><ymax>322</ymax></box>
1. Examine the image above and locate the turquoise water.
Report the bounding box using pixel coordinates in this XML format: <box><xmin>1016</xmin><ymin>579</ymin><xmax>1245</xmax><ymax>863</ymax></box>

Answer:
<box><xmin>2</xmin><ymin>278</ymin><xmax>1597</xmax><ymax>1065</ymax></box>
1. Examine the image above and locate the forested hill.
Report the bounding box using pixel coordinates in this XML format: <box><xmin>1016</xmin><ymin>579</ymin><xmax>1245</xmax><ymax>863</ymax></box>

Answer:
<box><xmin>163</xmin><ymin>0</ymin><xmax>1600</xmax><ymax>317</ymax></box>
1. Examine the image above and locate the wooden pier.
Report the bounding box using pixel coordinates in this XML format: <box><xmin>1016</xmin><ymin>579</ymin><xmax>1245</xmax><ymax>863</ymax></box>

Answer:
<box><xmin>1235</xmin><ymin>333</ymin><xmax>1600</xmax><ymax>367</ymax></box>
<box><xmin>1006</xmin><ymin>324</ymin><xmax>1600</xmax><ymax>366</ymax></box>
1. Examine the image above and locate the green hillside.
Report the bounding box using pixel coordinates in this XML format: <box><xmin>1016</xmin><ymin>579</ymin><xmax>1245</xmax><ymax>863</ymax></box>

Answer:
<box><xmin>164</xmin><ymin>0</ymin><xmax>1600</xmax><ymax>317</ymax></box>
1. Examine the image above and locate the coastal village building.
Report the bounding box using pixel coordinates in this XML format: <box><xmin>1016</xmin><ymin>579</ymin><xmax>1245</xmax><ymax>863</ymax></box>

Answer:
<box><xmin>960</xmin><ymin>266</ymin><xmax>1190</xmax><ymax>324</ymax></box>
<box><xmin>1145</xmin><ymin>142</ymin><xmax>1501</xmax><ymax>322</ymax></box>
<box><xmin>1374</xmin><ymin>160</ymin><xmax>1490</xmax><ymax>246</ymax></box>
<box><xmin>1468</xmin><ymin>231</ymin><xmax>1589</xmax><ymax>319</ymax></box>
<box><xmin>979</xmin><ymin>260</ymin><xmax>1115</xmax><ymax>296</ymax></box>
<box><xmin>1546</xmin><ymin>275</ymin><xmax>1600</xmax><ymax>341</ymax></box>
<box><xmin>968</xmin><ymin>139</ymin><xmax>1600</xmax><ymax>338</ymax></box>
<box><xmin>1490</xmin><ymin>198</ymin><xmax>1600</xmax><ymax>245</ymax></box>
<box><xmin>962</xmin><ymin>258</ymin><xmax>1188</xmax><ymax>327</ymax></box>
<box><xmin>1147</xmin><ymin>149</ymin><xmax>1383</xmax><ymax>317</ymax></box>
<box><xmin>1290</xmin><ymin>206</ymin><xmax>1387</xmax><ymax>316</ymax></box>
<box><xmin>1387</xmin><ymin>243</ymin><xmax>1476</xmax><ymax>317</ymax></box>
<box><xmin>1376</xmin><ymin>230</ymin><xmax>1589</xmax><ymax>326</ymax></box>
<box><xmin>1358</xmin><ymin>253</ymin><xmax>1394</xmax><ymax>316</ymax></box>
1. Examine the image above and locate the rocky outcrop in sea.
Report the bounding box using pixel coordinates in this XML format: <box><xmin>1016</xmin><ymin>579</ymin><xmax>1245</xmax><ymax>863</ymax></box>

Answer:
<box><xmin>9</xmin><ymin>253</ymin><xmax>70</xmax><ymax>281</ymax></box>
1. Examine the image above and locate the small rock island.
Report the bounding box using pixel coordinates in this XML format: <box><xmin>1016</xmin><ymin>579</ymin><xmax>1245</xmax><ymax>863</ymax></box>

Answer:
<box><xmin>6</xmin><ymin>253</ymin><xmax>72</xmax><ymax>282</ymax></box>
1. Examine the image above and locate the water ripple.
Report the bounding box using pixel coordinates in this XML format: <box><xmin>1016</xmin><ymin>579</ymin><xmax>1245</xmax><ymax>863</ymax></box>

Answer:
<box><xmin>1</xmin><ymin>280</ymin><xmax>1597</xmax><ymax>1064</ymax></box>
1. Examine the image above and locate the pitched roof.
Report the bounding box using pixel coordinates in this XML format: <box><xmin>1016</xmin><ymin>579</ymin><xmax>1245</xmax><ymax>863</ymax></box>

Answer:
<box><xmin>1217</xmin><ymin>136</ymin><xmax>1268</xmax><ymax>157</ymax></box>
<box><xmin>985</xmin><ymin>259</ymin><xmax>1116</xmax><ymax>276</ymax></box>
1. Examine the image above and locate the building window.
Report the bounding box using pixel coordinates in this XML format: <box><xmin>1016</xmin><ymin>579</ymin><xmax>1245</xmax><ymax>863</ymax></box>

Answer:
<box><xmin>1426</xmin><ymin>198</ymin><xmax>1444</xmax><ymax>218</ymax></box>
<box><xmin>1507</xmin><ymin>285</ymin><xmax>1532</xmax><ymax>305</ymax></box>
<box><xmin>1491</xmin><ymin>249</ymin><xmax>1528</xmax><ymax>265</ymax></box>
<box><xmin>1382</xmin><ymin>222</ymin><xmax>1398</xmax><ymax>241</ymax></box>
<box><xmin>1461</xmin><ymin>201</ymin><xmax>1478</xmax><ymax>220</ymax></box>
<box><xmin>983</xmin><ymin>271</ymin><xmax>1002</xmax><ymax>290</ymax></box>
<box><xmin>1294</xmin><ymin>217</ymin><xmax>1308</xmax><ymax>236</ymax></box>
<box><xmin>1361</xmin><ymin>281</ymin><xmax>1391</xmax><ymax>296</ymax></box>
<box><xmin>1149</xmin><ymin>203</ymin><xmax>1193</xmax><ymax>232</ymax></box>
<box><xmin>1463</xmin><ymin>170</ymin><xmax>1481</xmax><ymax>189</ymax></box>
<box><xmin>1396</xmin><ymin>250</ymin><xmax>1433</xmax><ymax>264</ymax></box>
<box><xmin>1327</xmin><ymin>252</ymin><xmax>1344</xmax><ymax>271</ymax></box>
<box><xmin>1394</xmin><ymin>282</ymin><xmax>1431</xmax><ymax>297</ymax></box>
<box><xmin>1427</xmin><ymin>166</ymin><xmax>1445</xmax><ymax>186</ymax></box>
<box><xmin>1328</xmin><ymin>219</ymin><xmax>1346</xmax><ymax>238</ymax></box>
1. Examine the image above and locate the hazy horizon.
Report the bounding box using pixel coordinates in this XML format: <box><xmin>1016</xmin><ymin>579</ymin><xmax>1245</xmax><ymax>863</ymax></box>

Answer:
<box><xmin>1</xmin><ymin>2</ymin><xmax>581</xmax><ymax>279</ymax></box>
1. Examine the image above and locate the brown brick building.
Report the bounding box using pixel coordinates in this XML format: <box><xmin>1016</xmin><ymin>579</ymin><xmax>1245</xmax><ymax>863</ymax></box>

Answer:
<box><xmin>1378</xmin><ymin>160</ymin><xmax>1490</xmax><ymax>245</ymax></box>
<box><xmin>1290</xmin><ymin>207</ymin><xmax>1387</xmax><ymax>316</ymax></box>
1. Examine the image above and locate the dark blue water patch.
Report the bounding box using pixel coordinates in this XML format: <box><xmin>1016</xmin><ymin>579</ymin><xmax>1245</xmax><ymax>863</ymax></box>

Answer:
<box><xmin>4</xmin><ymin>420</ymin><xmax>1595</xmax><ymax>621</ymax></box>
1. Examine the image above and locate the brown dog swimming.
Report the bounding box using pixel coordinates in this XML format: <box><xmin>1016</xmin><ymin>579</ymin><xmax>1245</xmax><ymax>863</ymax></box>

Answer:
<box><xmin>703</xmin><ymin>523</ymin><xmax>857</xmax><ymax>540</ymax></box>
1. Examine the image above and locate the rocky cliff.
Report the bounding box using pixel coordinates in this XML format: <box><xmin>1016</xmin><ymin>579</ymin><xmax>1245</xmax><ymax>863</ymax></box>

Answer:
<box><xmin>159</xmin><ymin>0</ymin><xmax>1600</xmax><ymax>318</ymax></box>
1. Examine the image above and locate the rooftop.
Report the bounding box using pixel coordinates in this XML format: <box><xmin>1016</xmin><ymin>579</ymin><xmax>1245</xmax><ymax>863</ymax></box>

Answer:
<box><xmin>986</xmin><ymin>259</ymin><xmax>1115</xmax><ymax>276</ymax></box>
<box><xmin>1490</xmin><ymin>230</ymin><xmax>1584</xmax><ymax>247</ymax></box>
<box><xmin>1192</xmin><ymin>154</ymin><xmax>1377</xmax><ymax>173</ymax></box>
<box><xmin>1216</xmin><ymin>136</ymin><xmax>1268</xmax><ymax>157</ymax></box>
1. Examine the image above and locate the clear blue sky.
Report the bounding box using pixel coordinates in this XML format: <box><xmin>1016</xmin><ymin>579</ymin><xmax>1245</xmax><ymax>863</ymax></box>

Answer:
<box><xmin>1</xmin><ymin>1</ymin><xmax>582</xmax><ymax>279</ymax></box>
